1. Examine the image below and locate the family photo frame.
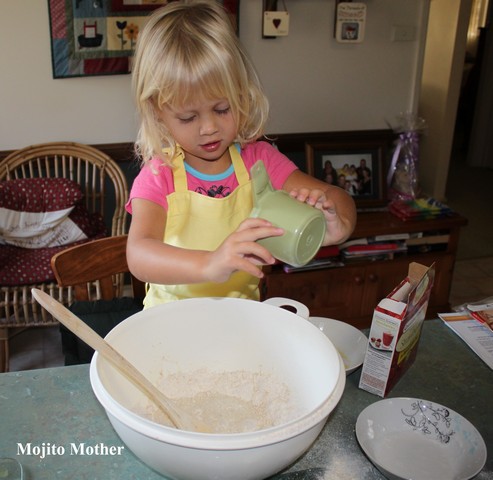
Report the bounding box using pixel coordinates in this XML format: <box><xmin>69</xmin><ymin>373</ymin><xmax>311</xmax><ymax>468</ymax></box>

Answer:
<box><xmin>305</xmin><ymin>136</ymin><xmax>389</xmax><ymax>209</ymax></box>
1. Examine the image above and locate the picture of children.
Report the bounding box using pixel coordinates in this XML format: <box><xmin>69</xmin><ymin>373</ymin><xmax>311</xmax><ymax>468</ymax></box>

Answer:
<box><xmin>320</xmin><ymin>153</ymin><xmax>373</xmax><ymax>197</ymax></box>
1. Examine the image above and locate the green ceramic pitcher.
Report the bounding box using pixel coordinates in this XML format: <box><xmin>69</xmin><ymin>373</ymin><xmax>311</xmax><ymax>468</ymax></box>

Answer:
<box><xmin>250</xmin><ymin>160</ymin><xmax>326</xmax><ymax>267</ymax></box>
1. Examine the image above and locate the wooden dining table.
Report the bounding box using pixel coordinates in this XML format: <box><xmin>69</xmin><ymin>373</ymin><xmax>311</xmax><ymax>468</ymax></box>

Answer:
<box><xmin>0</xmin><ymin>319</ymin><xmax>491</xmax><ymax>479</ymax></box>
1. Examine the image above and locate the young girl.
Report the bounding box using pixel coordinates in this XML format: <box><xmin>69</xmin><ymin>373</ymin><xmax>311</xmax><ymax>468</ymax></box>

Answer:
<box><xmin>126</xmin><ymin>0</ymin><xmax>356</xmax><ymax>308</ymax></box>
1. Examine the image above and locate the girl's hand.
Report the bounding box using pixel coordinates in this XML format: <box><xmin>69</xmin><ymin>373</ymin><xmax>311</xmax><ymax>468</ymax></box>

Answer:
<box><xmin>282</xmin><ymin>169</ymin><xmax>356</xmax><ymax>246</ymax></box>
<box><xmin>289</xmin><ymin>186</ymin><xmax>355</xmax><ymax>246</ymax></box>
<box><xmin>203</xmin><ymin>218</ymin><xmax>284</xmax><ymax>283</ymax></box>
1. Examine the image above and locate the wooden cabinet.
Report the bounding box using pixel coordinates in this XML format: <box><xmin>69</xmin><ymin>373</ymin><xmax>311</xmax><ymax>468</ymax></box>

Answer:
<box><xmin>261</xmin><ymin>212</ymin><xmax>467</xmax><ymax>329</ymax></box>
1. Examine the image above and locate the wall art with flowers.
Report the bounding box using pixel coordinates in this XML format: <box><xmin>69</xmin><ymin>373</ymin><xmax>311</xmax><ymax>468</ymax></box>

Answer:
<box><xmin>48</xmin><ymin>0</ymin><xmax>240</xmax><ymax>79</ymax></box>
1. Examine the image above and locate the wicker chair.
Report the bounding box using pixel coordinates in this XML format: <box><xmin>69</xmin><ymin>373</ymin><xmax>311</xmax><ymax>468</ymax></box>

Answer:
<box><xmin>0</xmin><ymin>141</ymin><xmax>129</xmax><ymax>371</ymax></box>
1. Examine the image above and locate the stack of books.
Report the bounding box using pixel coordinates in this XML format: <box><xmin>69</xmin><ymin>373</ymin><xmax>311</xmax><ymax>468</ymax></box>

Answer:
<box><xmin>282</xmin><ymin>245</ymin><xmax>343</xmax><ymax>272</ymax></box>
<box><xmin>283</xmin><ymin>229</ymin><xmax>452</xmax><ymax>271</ymax></box>
<box><xmin>339</xmin><ymin>236</ymin><xmax>407</xmax><ymax>263</ymax></box>
<box><xmin>389</xmin><ymin>197</ymin><xmax>454</xmax><ymax>221</ymax></box>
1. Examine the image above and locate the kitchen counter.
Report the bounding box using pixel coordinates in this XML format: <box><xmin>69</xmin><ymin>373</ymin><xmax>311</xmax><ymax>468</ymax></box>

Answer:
<box><xmin>0</xmin><ymin>319</ymin><xmax>491</xmax><ymax>479</ymax></box>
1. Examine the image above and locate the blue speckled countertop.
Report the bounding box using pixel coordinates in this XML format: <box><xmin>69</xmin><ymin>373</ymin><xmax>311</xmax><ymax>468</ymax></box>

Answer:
<box><xmin>0</xmin><ymin>319</ymin><xmax>491</xmax><ymax>479</ymax></box>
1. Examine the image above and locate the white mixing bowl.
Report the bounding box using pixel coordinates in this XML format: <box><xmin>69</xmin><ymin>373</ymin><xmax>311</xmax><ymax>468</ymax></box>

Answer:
<box><xmin>90</xmin><ymin>297</ymin><xmax>345</xmax><ymax>480</ymax></box>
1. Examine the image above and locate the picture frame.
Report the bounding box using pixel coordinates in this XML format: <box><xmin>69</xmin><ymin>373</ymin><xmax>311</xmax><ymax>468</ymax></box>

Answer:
<box><xmin>305</xmin><ymin>137</ymin><xmax>389</xmax><ymax>209</ymax></box>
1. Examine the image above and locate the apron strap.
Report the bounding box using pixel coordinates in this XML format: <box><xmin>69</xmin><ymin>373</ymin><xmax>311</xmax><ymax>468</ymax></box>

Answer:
<box><xmin>170</xmin><ymin>149</ymin><xmax>188</xmax><ymax>193</ymax></box>
<box><xmin>229</xmin><ymin>144</ymin><xmax>250</xmax><ymax>185</ymax></box>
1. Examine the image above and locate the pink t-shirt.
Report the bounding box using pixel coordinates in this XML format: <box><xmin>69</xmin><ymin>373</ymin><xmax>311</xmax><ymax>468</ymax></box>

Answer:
<box><xmin>126</xmin><ymin>141</ymin><xmax>298</xmax><ymax>213</ymax></box>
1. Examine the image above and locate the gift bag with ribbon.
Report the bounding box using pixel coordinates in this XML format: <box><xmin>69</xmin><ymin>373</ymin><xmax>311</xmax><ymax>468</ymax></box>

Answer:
<box><xmin>387</xmin><ymin>113</ymin><xmax>427</xmax><ymax>202</ymax></box>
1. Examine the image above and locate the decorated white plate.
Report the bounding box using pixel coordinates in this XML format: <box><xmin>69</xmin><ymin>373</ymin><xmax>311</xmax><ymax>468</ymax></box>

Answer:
<box><xmin>308</xmin><ymin>317</ymin><xmax>367</xmax><ymax>375</ymax></box>
<box><xmin>355</xmin><ymin>398</ymin><xmax>487</xmax><ymax>480</ymax></box>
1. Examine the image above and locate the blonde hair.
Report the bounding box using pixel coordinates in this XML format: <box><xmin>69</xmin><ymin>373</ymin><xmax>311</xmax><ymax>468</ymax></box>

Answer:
<box><xmin>132</xmin><ymin>0</ymin><xmax>270</xmax><ymax>164</ymax></box>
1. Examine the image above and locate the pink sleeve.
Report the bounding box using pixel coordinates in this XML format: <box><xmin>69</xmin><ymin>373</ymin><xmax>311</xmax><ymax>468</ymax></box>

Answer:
<box><xmin>125</xmin><ymin>160</ymin><xmax>174</xmax><ymax>214</ymax></box>
<box><xmin>241</xmin><ymin>142</ymin><xmax>298</xmax><ymax>189</ymax></box>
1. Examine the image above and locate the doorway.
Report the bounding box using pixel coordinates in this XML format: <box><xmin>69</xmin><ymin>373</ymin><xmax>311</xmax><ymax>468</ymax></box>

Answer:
<box><xmin>455</xmin><ymin>0</ymin><xmax>491</xmax><ymax>153</ymax></box>
<box><xmin>464</xmin><ymin>0</ymin><xmax>493</xmax><ymax>167</ymax></box>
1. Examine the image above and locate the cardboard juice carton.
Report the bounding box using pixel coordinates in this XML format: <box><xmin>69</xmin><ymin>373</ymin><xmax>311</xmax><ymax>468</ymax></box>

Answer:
<box><xmin>359</xmin><ymin>262</ymin><xmax>435</xmax><ymax>397</ymax></box>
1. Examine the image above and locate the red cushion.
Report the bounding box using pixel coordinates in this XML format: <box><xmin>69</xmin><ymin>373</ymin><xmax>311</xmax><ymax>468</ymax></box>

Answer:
<box><xmin>0</xmin><ymin>177</ymin><xmax>82</xmax><ymax>212</ymax></box>
<box><xmin>0</xmin><ymin>177</ymin><xmax>109</xmax><ymax>284</ymax></box>
<box><xmin>0</xmin><ymin>234</ymin><xmax>106</xmax><ymax>286</ymax></box>
<box><xmin>68</xmin><ymin>205</ymin><xmax>106</xmax><ymax>238</ymax></box>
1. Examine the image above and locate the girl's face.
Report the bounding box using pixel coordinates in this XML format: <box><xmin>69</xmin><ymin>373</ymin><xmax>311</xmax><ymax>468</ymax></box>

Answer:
<box><xmin>160</xmin><ymin>97</ymin><xmax>238</xmax><ymax>171</ymax></box>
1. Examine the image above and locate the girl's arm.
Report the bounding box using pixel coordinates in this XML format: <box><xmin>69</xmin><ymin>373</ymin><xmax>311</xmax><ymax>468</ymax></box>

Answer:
<box><xmin>126</xmin><ymin>198</ymin><xmax>284</xmax><ymax>285</ymax></box>
<box><xmin>282</xmin><ymin>169</ymin><xmax>357</xmax><ymax>246</ymax></box>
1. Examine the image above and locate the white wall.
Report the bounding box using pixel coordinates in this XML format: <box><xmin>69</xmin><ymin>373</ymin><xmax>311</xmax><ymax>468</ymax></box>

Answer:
<box><xmin>242</xmin><ymin>0</ymin><xmax>427</xmax><ymax>134</ymax></box>
<box><xmin>0</xmin><ymin>1</ymin><xmax>138</xmax><ymax>150</ymax></box>
<box><xmin>419</xmin><ymin>0</ymin><xmax>471</xmax><ymax>199</ymax></box>
<box><xmin>0</xmin><ymin>0</ymin><xmax>427</xmax><ymax>151</ymax></box>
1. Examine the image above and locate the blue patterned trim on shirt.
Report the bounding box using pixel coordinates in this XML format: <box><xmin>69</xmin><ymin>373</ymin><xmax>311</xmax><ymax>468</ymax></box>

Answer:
<box><xmin>184</xmin><ymin>161</ymin><xmax>235</xmax><ymax>181</ymax></box>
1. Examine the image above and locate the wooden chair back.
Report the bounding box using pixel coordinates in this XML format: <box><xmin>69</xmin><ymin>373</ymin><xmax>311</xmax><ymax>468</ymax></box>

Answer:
<box><xmin>50</xmin><ymin>235</ymin><xmax>145</xmax><ymax>302</ymax></box>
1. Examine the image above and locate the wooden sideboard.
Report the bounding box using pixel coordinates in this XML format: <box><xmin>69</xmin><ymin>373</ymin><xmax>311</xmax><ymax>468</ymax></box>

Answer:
<box><xmin>261</xmin><ymin>211</ymin><xmax>468</xmax><ymax>329</ymax></box>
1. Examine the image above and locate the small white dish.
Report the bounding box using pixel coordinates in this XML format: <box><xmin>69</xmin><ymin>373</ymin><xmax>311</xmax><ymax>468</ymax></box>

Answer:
<box><xmin>308</xmin><ymin>317</ymin><xmax>367</xmax><ymax>375</ymax></box>
<box><xmin>355</xmin><ymin>397</ymin><xmax>487</xmax><ymax>480</ymax></box>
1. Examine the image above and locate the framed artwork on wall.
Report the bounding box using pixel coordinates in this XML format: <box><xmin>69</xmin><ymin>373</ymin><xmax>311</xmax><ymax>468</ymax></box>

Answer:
<box><xmin>305</xmin><ymin>136</ymin><xmax>389</xmax><ymax>209</ymax></box>
<box><xmin>48</xmin><ymin>0</ymin><xmax>240</xmax><ymax>79</ymax></box>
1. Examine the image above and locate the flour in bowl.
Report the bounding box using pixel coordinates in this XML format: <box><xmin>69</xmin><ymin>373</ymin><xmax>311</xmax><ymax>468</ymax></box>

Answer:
<box><xmin>134</xmin><ymin>369</ymin><xmax>301</xmax><ymax>433</ymax></box>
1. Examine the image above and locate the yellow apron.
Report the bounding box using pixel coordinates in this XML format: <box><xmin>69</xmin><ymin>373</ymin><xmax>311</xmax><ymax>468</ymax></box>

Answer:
<box><xmin>144</xmin><ymin>144</ymin><xmax>259</xmax><ymax>308</ymax></box>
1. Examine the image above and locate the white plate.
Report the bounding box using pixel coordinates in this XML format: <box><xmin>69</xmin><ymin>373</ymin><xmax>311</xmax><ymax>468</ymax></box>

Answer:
<box><xmin>369</xmin><ymin>337</ymin><xmax>393</xmax><ymax>352</ymax></box>
<box><xmin>355</xmin><ymin>398</ymin><xmax>487</xmax><ymax>480</ymax></box>
<box><xmin>308</xmin><ymin>317</ymin><xmax>367</xmax><ymax>375</ymax></box>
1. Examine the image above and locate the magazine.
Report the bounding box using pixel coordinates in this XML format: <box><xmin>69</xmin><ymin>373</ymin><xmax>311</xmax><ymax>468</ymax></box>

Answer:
<box><xmin>439</xmin><ymin>312</ymin><xmax>493</xmax><ymax>370</ymax></box>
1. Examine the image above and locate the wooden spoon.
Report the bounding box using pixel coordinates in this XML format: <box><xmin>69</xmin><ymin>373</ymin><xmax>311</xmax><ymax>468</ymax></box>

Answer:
<box><xmin>31</xmin><ymin>288</ymin><xmax>209</xmax><ymax>433</ymax></box>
